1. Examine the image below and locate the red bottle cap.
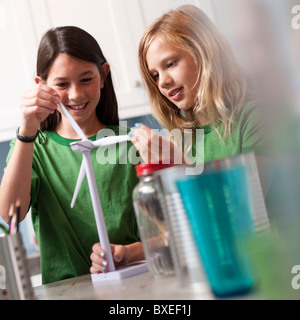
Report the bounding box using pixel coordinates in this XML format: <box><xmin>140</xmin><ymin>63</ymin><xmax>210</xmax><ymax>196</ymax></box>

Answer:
<box><xmin>135</xmin><ymin>162</ymin><xmax>175</xmax><ymax>176</ymax></box>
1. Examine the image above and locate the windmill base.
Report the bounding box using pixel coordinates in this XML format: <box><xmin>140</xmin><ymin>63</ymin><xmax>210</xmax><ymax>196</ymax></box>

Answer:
<box><xmin>91</xmin><ymin>260</ymin><xmax>148</xmax><ymax>283</ymax></box>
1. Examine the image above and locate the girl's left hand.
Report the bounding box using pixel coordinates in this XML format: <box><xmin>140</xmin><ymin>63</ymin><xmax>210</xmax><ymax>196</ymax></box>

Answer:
<box><xmin>90</xmin><ymin>243</ymin><xmax>125</xmax><ymax>274</ymax></box>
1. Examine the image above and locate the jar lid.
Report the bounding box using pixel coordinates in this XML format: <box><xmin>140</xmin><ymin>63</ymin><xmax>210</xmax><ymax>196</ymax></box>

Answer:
<box><xmin>135</xmin><ymin>162</ymin><xmax>175</xmax><ymax>176</ymax></box>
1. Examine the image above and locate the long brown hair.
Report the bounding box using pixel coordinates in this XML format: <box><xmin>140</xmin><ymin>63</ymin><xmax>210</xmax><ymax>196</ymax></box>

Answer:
<box><xmin>139</xmin><ymin>5</ymin><xmax>249</xmax><ymax>138</ymax></box>
<box><xmin>38</xmin><ymin>26</ymin><xmax>119</xmax><ymax>131</ymax></box>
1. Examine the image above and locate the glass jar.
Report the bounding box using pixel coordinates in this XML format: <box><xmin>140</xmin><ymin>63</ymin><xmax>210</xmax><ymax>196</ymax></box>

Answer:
<box><xmin>133</xmin><ymin>163</ymin><xmax>175</xmax><ymax>277</ymax></box>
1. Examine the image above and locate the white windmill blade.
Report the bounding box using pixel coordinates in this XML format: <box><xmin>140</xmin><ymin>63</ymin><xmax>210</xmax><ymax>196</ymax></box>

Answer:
<box><xmin>92</xmin><ymin>134</ymin><xmax>130</xmax><ymax>147</ymax></box>
<box><xmin>71</xmin><ymin>161</ymin><xmax>86</xmax><ymax>208</ymax></box>
<box><xmin>59</xmin><ymin>102</ymin><xmax>88</xmax><ymax>141</ymax></box>
<box><xmin>82</xmin><ymin>151</ymin><xmax>116</xmax><ymax>272</ymax></box>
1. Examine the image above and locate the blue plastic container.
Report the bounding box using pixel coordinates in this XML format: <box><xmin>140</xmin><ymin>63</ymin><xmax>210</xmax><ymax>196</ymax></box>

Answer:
<box><xmin>177</xmin><ymin>165</ymin><xmax>255</xmax><ymax>297</ymax></box>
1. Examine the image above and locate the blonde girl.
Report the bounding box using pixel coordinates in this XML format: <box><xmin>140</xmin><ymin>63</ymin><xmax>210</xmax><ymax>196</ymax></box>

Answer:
<box><xmin>130</xmin><ymin>5</ymin><xmax>268</xmax><ymax>167</ymax></box>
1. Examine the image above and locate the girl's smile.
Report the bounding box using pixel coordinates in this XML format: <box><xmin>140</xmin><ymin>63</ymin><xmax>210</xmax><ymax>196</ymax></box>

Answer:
<box><xmin>168</xmin><ymin>87</ymin><xmax>183</xmax><ymax>101</ymax></box>
<box><xmin>67</xmin><ymin>102</ymin><xmax>88</xmax><ymax>111</ymax></box>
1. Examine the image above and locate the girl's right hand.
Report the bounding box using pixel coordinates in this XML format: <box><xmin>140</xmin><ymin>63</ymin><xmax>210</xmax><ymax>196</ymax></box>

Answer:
<box><xmin>129</xmin><ymin>123</ymin><xmax>191</xmax><ymax>165</ymax></box>
<box><xmin>90</xmin><ymin>242</ymin><xmax>126</xmax><ymax>274</ymax></box>
<box><xmin>20</xmin><ymin>80</ymin><xmax>60</xmax><ymax>134</ymax></box>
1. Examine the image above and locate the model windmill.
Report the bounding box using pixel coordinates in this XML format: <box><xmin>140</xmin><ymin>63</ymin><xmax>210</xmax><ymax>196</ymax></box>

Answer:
<box><xmin>59</xmin><ymin>102</ymin><xmax>147</xmax><ymax>282</ymax></box>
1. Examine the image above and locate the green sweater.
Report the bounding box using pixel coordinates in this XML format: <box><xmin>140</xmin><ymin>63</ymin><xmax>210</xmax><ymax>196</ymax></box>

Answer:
<box><xmin>7</xmin><ymin>125</ymin><xmax>140</xmax><ymax>284</ymax></box>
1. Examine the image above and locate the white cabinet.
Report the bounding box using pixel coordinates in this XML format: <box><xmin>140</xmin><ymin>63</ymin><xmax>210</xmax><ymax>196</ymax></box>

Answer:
<box><xmin>28</xmin><ymin>0</ymin><xmax>152</xmax><ymax>120</ymax></box>
<box><xmin>0</xmin><ymin>0</ymin><xmax>215</xmax><ymax>142</ymax></box>
<box><xmin>0</xmin><ymin>0</ymin><xmax>37</xmax><ymax>142</ymax></box>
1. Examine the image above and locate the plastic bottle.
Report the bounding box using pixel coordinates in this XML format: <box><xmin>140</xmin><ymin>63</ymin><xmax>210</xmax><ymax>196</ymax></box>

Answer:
<box><xmin>133</xmin><ymin>163</ymin><xmax>175</xmax><ymax>277</ymax></box>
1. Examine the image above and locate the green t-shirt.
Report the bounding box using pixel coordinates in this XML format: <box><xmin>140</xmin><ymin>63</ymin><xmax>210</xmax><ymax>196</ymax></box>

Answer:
<box><xmin>192</xmin><ymin>102</ymin><xmax>268</xmax><ymax>164</ymax></box>
<box><xmin>7</xmin><ymin>125</ymin><xmax>140</xmax><ymax>284</ymax></box>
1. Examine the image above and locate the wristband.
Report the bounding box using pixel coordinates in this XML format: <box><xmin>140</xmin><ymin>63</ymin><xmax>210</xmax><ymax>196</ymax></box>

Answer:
<box><xmin>16</xmin><ymin>127</ymin><xmax>45</xmax><ymax>144</ymax></box>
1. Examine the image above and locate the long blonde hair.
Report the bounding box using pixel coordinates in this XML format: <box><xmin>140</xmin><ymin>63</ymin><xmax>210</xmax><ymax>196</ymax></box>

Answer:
<box><xmin>138</xmin><ymin>5</ymin><xmax>249</xmax><ymax>138</ymax></box>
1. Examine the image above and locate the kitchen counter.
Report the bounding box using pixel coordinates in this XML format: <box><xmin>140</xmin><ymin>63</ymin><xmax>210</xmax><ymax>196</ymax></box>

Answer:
<box><xmin>33</xmin><ymin>269</ymin><xmax>260</xmax><ymax>301</ymax></box>
<box><xmin>33</xmin><ymin>270</ymin><xmax>216</xmax><ymax>300</ymax></box>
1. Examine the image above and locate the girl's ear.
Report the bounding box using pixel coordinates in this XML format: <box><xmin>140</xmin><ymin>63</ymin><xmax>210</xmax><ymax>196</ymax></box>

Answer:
<box><xmin>100</xmin><ymin>62</ymin><xmax>110</xmax><ymax>88</ymax></box>
<box><xmin>35</xmin><ymin>76</ymin><xmax>47</xmax><ymax>85</ymax></box>
<box><xmin>34</xmin><ymin>76</ymin><xmax>42</xmax><ymax>84</ymax></box>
